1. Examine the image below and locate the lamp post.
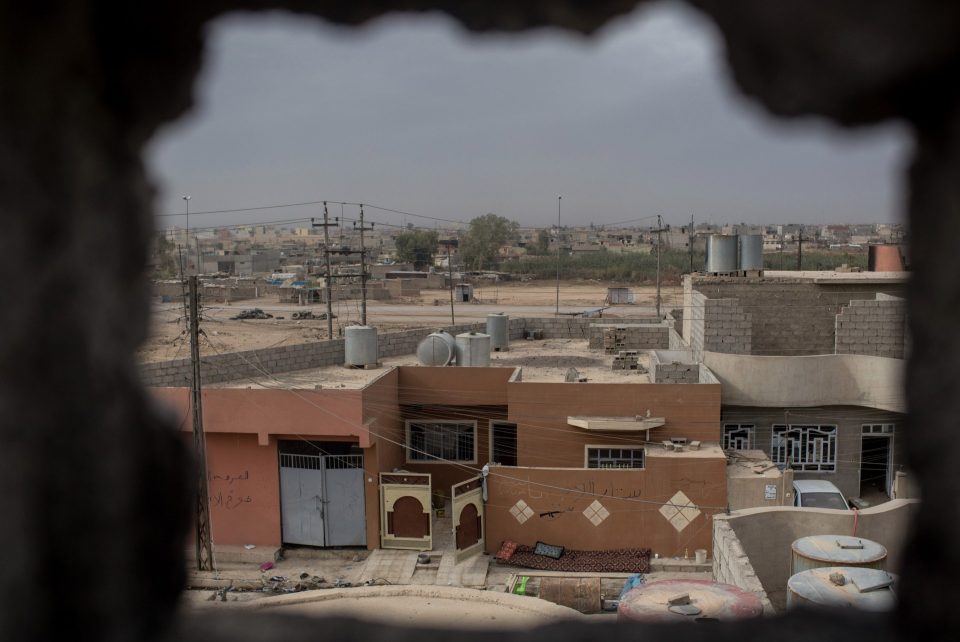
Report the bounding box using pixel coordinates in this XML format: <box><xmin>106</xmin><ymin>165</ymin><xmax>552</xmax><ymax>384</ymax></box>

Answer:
<box><xmin>555</xmin><ymin>195</ymin><xmax>562</xmax><ymax>317</ymax></box>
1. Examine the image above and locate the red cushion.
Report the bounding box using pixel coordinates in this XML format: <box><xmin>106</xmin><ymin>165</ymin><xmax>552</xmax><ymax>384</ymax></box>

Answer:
<box><xmin>496</xmin><ymin>540</ymin><xmax>519</xmax><ymax>561</ymax></box>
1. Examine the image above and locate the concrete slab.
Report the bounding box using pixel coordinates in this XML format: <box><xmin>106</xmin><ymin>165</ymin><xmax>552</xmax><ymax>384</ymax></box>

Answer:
<box><xmin>359</xmin><ymin>549</ymin><xmax>419</xmax><ymax>585</ymax></box>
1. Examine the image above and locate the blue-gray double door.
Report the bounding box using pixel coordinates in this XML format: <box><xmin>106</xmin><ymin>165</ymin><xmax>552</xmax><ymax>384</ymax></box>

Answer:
<box><xmin>279</xmin><ymin>453</ymin><xmax>366</xmax><ymax>547</ymax></box>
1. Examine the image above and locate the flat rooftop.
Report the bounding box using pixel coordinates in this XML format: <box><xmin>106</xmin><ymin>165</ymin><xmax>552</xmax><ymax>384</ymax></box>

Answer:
<box><xmin>210</xmin><ymin>338</ymin><xmax>661</xmax><ymax>390</ymax></box>
<box><xmin>693</xmin><ymin>270</ymin><xmax>908</xmax><ymax>285</ymax></box>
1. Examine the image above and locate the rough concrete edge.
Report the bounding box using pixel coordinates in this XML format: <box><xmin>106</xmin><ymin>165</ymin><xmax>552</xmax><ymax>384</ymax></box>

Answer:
<box><xmin>250</xmin><ymin>584</ymin><xmax>586</xmax><ymax>618</ymax></box>
<box><xmin>712</xmin><ymin>516</ymin><xmax>776</xmax><ymax>616</ymax></box>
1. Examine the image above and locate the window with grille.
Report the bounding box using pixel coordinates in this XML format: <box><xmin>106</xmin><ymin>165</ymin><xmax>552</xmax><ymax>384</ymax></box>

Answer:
<box><xmin>586</xmin><ymin>447</ymin><xmax>645</xmax><ymax>469</ymax></box>
<box><xmin>771</xmin><ymin>424</ymin><xmax>837</xmax><ymax>472</ymax></box>
<box><xmin>722</xmin><ymin>424</ymin><xmax>754</xmax><ymax>450</ymax></box>
<box><xmin>406</xmin><ymin>421</ymin><xmax>476</xmax><ymax>463</ymax></box>
<box><xmin>862</xmin><ymin>423</ymin><xmax>895</xmax><ymax>435</ymax></box>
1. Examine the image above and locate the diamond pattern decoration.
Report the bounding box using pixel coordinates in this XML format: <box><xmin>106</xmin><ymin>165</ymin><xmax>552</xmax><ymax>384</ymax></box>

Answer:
<box><xmin>509</xmin><ymin>499</ymin><xmax>535</xmax><ymax>524</ymax></box>
<box><xmin>582</xmin><ymin>499</ymin><xmax>611</xmax><ymax>526</ymax></box>
<box><xmin>658</xmin><ymin>490</ymin><xmax>701</xmax><ymax>532</ymax></box>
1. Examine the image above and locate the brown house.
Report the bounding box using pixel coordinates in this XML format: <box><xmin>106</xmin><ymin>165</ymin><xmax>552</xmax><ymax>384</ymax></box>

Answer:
<box><xmin>154</xmin><ymin>340</ymin><xmax>725</xmax><ymax>563</ymax></box>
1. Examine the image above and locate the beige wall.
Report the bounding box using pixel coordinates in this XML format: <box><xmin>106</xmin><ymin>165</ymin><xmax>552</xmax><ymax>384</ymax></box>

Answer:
<box><xmin>728</xmin><ymin>464</ymin><xmax>793</xmax><ymax>512</ymax></box>
<box><xmin>704</xmin><ymin>351</ymin><xmax>905</xmax><ymax>413</ymax></box>
<box><xmin>720</xmin><ymin>500</ymin><xmax>918</xmax><ymax>611</ymax></box>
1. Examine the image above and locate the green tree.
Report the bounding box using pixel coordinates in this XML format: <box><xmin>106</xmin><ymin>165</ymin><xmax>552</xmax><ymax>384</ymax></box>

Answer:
<box><xmin>460</xmin><ymin>213</ymin><xmax>519</xmax><ymax>270</ymax></box>
<box><xmin>153</xmin><ymin>232</ymin><xmax>179</xmax><ymax>277</ymax></box>
<box><xmin>394</xmin><ymin>229</ymin><xmax>439</xmax><ymax>270</ymax></box>
<box><xmin>527</xmin><ymin>229</ymin><xmax>551</xmax><ymax>255</ymax></box>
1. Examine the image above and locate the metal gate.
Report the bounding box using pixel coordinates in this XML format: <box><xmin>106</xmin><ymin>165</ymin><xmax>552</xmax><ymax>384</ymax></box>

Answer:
<box><xmin>280</xmin><ymin>453</ymin><xmax>366</xmax><ymax>547</ymax></box>
<box><xmin>452</xmin><ymin>475</ymin><xmax>484</xmax><ymax>562</ymax></box>
<box><xmin>380</xmin><ymin>472</ymin><xmax>432</xmax><ymax>550</ymax></box>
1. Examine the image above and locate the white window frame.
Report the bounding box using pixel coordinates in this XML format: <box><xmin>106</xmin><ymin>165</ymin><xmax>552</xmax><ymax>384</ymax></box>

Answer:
<box><xmin>584</xmin><ymin>445</ymin><xmax>646</xmax><ymax>470</ymax></box>
<box><xmin>862</xmin><ymin>423</ymin><xmax>895</xmax><ymax>435</ymax></box>
<box><xmin>405</xmin><ymin>420</ymin><xmax>478</xmax><ymax>465</ymax></box>
<box><xmin>771</xmin><ymin>424</ymin><xmax>838</xmax><ymax>472</ymax></box>
<box><xmin>722</xmin><ymin>424</ymin><xmax>755</xmax><ymax>450</ymax></box>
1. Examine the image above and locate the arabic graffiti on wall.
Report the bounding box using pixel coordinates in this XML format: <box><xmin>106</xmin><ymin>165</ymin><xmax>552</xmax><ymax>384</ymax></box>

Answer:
<box><xmin>208</xmin><ymin>470</ymin><xmax>254</xmax><ymax>510</ymax></box>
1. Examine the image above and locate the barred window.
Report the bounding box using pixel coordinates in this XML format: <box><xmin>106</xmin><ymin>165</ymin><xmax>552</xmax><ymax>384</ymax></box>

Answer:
<box><xmin>772</xmin><ymin>424</ymin><xmax>837</xmax><ymax>472</ymax></box>
<box><xmin>407</xmin><ymin>422</ymin><xmax>476</xmax><ymax>463</ymax></box>
<box><xmin>722</xmin><ymin>424</ymin><xmax>754</xmax><ymax>450</ymax></box>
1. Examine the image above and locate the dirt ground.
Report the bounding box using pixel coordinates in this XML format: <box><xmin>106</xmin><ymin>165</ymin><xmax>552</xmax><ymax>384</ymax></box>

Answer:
<box><xmin>139</xmin><ymin>282</ymin><xmax>683</xmax><ymax>363</ymax></box>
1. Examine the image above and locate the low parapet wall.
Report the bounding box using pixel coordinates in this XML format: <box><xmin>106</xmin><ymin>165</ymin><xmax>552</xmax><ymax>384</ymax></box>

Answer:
<box><xmin>715</xmin><ymin>499</ymin><xmax>918</xmax><ymax>612</ymax></box>
<box><xmin>140</xmin><ymin>317</ymin><xmax>614</xmax><ymax>387</ymax></box>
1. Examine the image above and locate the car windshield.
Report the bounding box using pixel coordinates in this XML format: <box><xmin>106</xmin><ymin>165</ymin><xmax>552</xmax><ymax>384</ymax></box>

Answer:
<box><xmin>800</xmin><ymin>492</ymin><xmax>848</xmax><ymax>509</ymax></box>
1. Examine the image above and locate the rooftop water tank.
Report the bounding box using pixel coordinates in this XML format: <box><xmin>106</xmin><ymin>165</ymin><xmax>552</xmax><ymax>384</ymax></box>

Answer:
<box><xmin>416</xmin><ymin>331</ymin><xmax>456</xmax><ymax>366</ymax></box>
<box><xmin>738</xmin><ymin>234</ymin><xmax>764</xmax><ymax>271</ymax></box>
<box><xmin>787</xmin><ymin>567</ymin><xmax>897</xmax><ymax>611</ymax></box>
<box><xmin>344</xmin><ymin>325</ymin><xmax>378</xmax><ymax>367</ymax></box>
<box><xmin>618</xmin><ymin>579</ymin><xmax>763</xmax><ymax>622</ymax></box>
<box><xmin>791</xmin><ymin>535</ymin><xmax>887</xmax><ymax>575</ymax></box>
<box><xmin>868</xmin><ymin>245</ymin><xmax>905</xmax><ymax>272</ymax></box>
<box><xmin>455</xmin><ymin>332</ymin><xmax>491</xmax><ymax>367</ymax></box>
<box><xmin>486</xmin><ymin>313</ymin><xmax>509</xmax><ymax>352</ymax></box>
<box><xmin>705</xmin><ymin>235</ymin><xmax>739</xmax><ymax>273</ymax></box>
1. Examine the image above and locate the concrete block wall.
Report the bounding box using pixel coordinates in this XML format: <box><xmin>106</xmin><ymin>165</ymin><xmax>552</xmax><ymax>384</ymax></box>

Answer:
<box><xmin>587</xmin><ymin>323</ymin><xmax>669</xmax><ymax>350</ymax></box>
<box><xmin>712</xmin><ymin>516</ymin><xmax>775</xmax><ymax>614</ymax></box>
<box><xmin>138</xmin><ymin>339</ymin><xmax>348</xmax><ymax>387</ymax></box>
<box><xmin>653</xmin><ymin>361</ymin><xmax>700</xmax><ymax>384</ymax></box>
<box><xmin>690</xmin><ymin>291</ymin><xmax>752</xmax><ymax>358</ymax></box>
<box><xmin>835</xmin><ymin>296</ymin><xmax>906</xmax><ymax>359</ymax></box>
<box><xmin>690</xmin><ymin>277</ymin><xmax>904</xmax><ymax>356</ymax></box>
<box><xmin>141</xmin><ymin>317</ymin><xmax>528</xmax><ymax>387</ymax></box>
<box><xmin>520</xmin><ymin>317</ymin><xmax>593</xmax><ymax>339</ymax></box>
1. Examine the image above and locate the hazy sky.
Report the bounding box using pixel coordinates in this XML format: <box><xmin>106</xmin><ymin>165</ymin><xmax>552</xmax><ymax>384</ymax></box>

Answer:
<box><xmin>148</xmin><ymin>2</ymin><xmax>908</xmax><ymax>230</ymax></box>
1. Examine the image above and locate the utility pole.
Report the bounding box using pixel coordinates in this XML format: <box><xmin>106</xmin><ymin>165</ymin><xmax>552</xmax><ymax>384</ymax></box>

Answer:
<box><xmin>312</xmin><ymin>202</ymin><xmax>338</xmax><ymax>339</ymax></box>
<box><xmin>688</xmin><ymin>214</ymin><xmax>695</xmax><ymax>273</ymax></box>
<box><xmin>555</xmin><ymin>195</ymin><xmax>562</xmax><ymax>317</ymax></box>
<box><xmin>183</xmin><ymin>195</ymin><xmax>191</xmax><ymax>275</ymax></box>
<box><xmin>656</xmin><ymin>215</ymin><xmax>663</xmax><ymax>319</ymax></box>
<box><xmin>188</xmin><ymin>276</ymin><xmax>214</xmax><ymax>571</ymax></box>
<box><xmin>797</xmin><ymin>228</ymin><xmax>803</xmax><ymax>271</ymax></box>
<box><xmin>447</xmin><ymin>242</ymin><xmax>455</xmax><ymax>325</ymax></box>
<box><xmin>354</xmin><ymin>204</ymin><xmax>375</xmax><ymax>326</ymax></box>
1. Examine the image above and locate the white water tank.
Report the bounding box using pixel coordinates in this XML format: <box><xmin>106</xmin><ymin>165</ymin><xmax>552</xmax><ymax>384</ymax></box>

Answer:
<box><xmin>738</xmin><ymin>234</ymin><xmax>764</xmax><ymax>271</ymax></box>
<box><xmin>486</xmin><ymin>313</ymin><xmax>509</xmax><ymax>352</ymax></box>
<box><xmin>455</xmin><ymin>332</ymin><xmax>491</xmax><ymax>367</ymax></box>
<box><xmin>344</xmin><ymin>325</ymin><xmax>378</xmax><ymax>367</ymax></box>
<box><xmin>416</xmin><ymin>331</ymin><xmax>456</xmax><ymax>366</ymax></box>
<box><xmin>705</xmin><ymin>235</ymin><xmax>739</xmax><ymax>273</ymax></box>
